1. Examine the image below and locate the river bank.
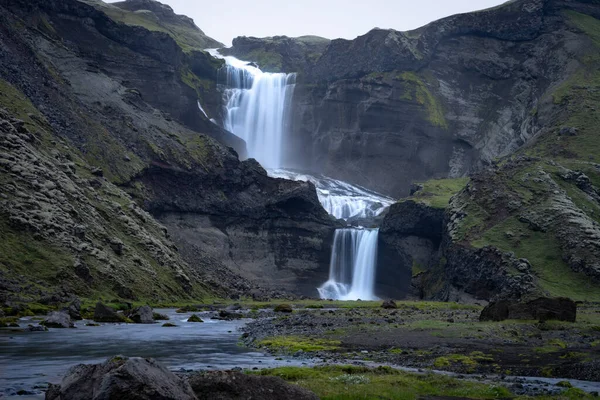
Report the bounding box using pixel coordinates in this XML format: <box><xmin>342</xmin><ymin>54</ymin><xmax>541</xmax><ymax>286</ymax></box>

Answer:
<box><xmin>2</xmin><ymin>300</ymin><xmax>599</xmax><ymax>399</ymax></box>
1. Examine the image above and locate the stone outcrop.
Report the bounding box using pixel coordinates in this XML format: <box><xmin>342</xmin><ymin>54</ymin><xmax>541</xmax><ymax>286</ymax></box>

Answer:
<box><xmin>0</xmin><ymin>0</ymin><xmax>338</xmax><ymax>302</ymax></box>
<box><xmin>480</xmin><ymin>297</ymin><xmax>577</xmax><ymax>322</ymax></box>
<box><xmin>46</xmin><ymin>356</ymin><xmax>197</xmax><ymax>400</ymax></box>
<box><xmin>378</xmin><ymin>201</ymin><xmax>445</xmax><ymax>299</ymax></box>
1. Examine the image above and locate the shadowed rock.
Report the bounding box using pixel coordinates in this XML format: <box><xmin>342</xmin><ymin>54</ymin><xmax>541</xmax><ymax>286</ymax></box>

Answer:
<box><xmin>129</xmin><ymin>306</ymin><xmax>154</xmax><ymax>324</ymax></box>
<box><xmin>45</xmin><ymin>356</ymin><xmax>196</xmax><ymax>400</ymax></box>
<box><xmin>41</xmin><ymin>311</ymin><xmax>74</xmax><ymax>329</ymax></box>
<box><xmin>188</xmin><ymin>370</ymin><xmax>319</xmax><ymax>400</ymax></box>
<box><xmin>480</xmin><ymin>297</ymin><xmax>577</xmax><ymax>322</ymax></box>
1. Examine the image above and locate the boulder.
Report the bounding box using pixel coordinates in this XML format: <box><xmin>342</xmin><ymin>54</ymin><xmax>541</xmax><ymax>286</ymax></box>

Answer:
<box><xmin>187</xmin><ymin>314</ymin><xmax>204</xmax><ymax>323</ymax></box>
<box><xmin>381</xmin><ymin>300</ymin><xmax>398</xmax><ymax>309</ymax></box>
<box><xmin>188</xmin><ymin>370</ymin><xmax>319</xmax><ymax>400</ymax></box>
<box><xmin>27</xmin><ymin>324</ymin><xmax>48</xmax><ymax>332</ymax></box>
<box><xmin>215</xmin><ymin>310</ymin><xmax>243</xmax><ymax>320</ymax></box>
<box><xmin>129</xmin><ymin>306</ymin><xmax>154</xmax><ymax>324</ymax></box>
<box><xmin>93</xmin><ymin>302</ymin><xmax>128</xmax><ymax>323</ymax></box>
<box><xmin>45</xmin><ymin>356</ymin><xmax>197</xmax><ymax>400</ymax></box>
<box><xmin>41</xmin><ymin>311</ymin><xmax>74</xmax><ymax>328</ymax></box>
<box><xmin>67</xmin><ymin>299</ymin><xmax>82</xmax><ymax>320</ymax></box>
<box><xmin>274</xmin><ymin>304</ymin><xmax>293</xmax><ymax>313</ymax></box>
<box><xmin>480</xmin><ymin>297</ymin><xmax>577</xmax><ymax>322</ymax></box>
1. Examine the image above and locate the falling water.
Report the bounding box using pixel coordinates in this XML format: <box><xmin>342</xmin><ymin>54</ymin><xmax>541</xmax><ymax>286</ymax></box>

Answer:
<box><xmin>318</xmin><ymin>229</ymin><xmax>380</xmax><ymax>301</ymax></box>
<box><xmin>209</xmin><ymin>50</ymin><xmax>296</xmax><ymax>169</ymax></box>
<box><xmin>269</xmin><ymin>168</ymin><xmax>394</xmax><ymax>220</ymax></box>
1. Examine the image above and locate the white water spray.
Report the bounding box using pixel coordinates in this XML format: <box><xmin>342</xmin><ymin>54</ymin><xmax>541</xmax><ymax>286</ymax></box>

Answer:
<box><xmin>210</xmin><ymin>50</ymin><xmax>296</xmax><ymax>169</ymax></box>
<box><xmin>318</xmin><ymin>229</ymin><xmax>380</xmax><ymax>301</ymax></box>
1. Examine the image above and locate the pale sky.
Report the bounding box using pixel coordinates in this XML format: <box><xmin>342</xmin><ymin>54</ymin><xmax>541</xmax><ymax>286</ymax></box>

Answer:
<box><xmin>107</xmin><ymin>0</ymin><xmax>507</xmax><ymax>46</ymax></box>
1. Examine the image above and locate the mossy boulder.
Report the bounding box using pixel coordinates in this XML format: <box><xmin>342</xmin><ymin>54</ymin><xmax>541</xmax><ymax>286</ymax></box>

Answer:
<box><xmin>274</xmin><ymin>304</ymin><xmax>293</xmax><ymax>313</ymax></box>
<box><xmin>187</xmin><ymin>314</ymin><xmax>204</xmax><ymax>323</ymax></box>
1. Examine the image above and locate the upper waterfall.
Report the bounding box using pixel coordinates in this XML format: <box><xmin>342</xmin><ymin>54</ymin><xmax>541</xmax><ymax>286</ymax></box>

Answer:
<box><xmin>209</xmin><ymin>49</ymin><xmax>296</xmax><ymax>169</ymax></box>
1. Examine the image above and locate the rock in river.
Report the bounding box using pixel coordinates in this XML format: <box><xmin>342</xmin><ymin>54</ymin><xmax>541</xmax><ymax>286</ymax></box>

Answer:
<box><xmin>129</xmin><ymin>306</ymin><xmax>154</xmax><ymax>324</ymax></box>
<box><xmin>41</xmin><ymin>311</ymin><xmax>74</xmax><ymax>329</ymax></box>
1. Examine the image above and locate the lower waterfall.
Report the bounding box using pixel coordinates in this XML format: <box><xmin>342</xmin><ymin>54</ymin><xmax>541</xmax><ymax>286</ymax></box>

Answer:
<box><xmin>318</xmin><ymin>228</ymin><xmax>380</xmax><ymax>301</ymax></box>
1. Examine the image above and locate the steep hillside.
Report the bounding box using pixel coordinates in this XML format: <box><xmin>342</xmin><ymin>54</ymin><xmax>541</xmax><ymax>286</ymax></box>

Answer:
<box><xmin>0</xmin><ymin>0</ymin><xmax>337</xmax><ymax>306</ymax></box>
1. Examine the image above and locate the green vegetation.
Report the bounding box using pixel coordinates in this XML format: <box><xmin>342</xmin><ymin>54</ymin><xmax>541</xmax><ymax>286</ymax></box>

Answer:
<box><xmin>257</xmin><ymin>336</ymin><xmax>341</xmax><ymax>352</ymax></box>
<box><xmin>472</xmin><ymin>217</ymin><xmax>600</xmax><ymax>301</ymax></box>
<box><xmin>397</xmin><ymin>72</ymin><xmax>448</xmax><ymax>129</ymax></box>
<box><xmin>81</xmin><ymin>1</ymin><xmax>222</xmax><ymax>52</ymax></box>
<box><xmin>244</xmin><ymin>49</ymin><xmax>284</xmax><ymax>72</ymax></box>
<box><xmin>408</xmin><ymin>177</ymin><xmax>470</xmax><ymax>209</ymax></box>
<box><xmin>254</xmin><ymin>366</ymin><xmax>512</xmax><ymax>400</ymax></box>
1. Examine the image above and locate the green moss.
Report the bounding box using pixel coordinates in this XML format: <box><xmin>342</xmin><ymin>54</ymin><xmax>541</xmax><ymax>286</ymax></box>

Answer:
<box><xmin>187</xmin><ymin>314</ymin><xmax>204</xmax><ymax>323</ymax></box>
<box><xmin>397</xmin><ymin>72</ymin><xmax>448</xmax><ymax>129</ymax></box>
<box><xmin>254</xmin><ymin>365</ymin><xmax>512</xmax><ymax>400</ymax></box>
<box><xmin>0</xmin><ymin>218</ymin><xmax>74</xmax><ymax>286</ymax></box>
<box><xmin>258</xmin><ymin>336</ymin><xmax>341</xmax><ymax>352</ymax></box>
<box><xmin>408</xmin><ymin>177</ymin><xmax>470</xmax><ymax>209</ymax></box>
<box><xmin>471</xmin><ymin>217</ymin><xmax>600</xmax><ymax>301</ymax></box>
<box><xmin>83</xmin><ymin>2</ymin><xmax>221</xmax><ymax>52</ymax></box>
<box><xmin>244</xmin><ymin>49</ymin><xmax>284</xmax><ymax>72</ymax></box>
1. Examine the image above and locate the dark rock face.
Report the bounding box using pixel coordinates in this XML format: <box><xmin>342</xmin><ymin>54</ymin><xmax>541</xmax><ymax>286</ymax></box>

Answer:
<box><xmin>480</xmin><ymin>297</ymin><xmax>577</xmax><ymax>322</ymax></box>
<box><xmin>0</xmin><ymin>0</ymin><xmax>338</xmax><ymax>301</ymax></box>
<box><xmin>381</xmin><ymin>299</ymin><xmax>398</xmax><ymax>309</ymax></box>
<box><xmin>94</xmin><ymin>303</ymin><xmax>127</xmax><ymax>323</ymax></box>
<box><xmin>188</xmin><ymin>370</ymin><xmax>319</xmax><ymax>400</ymax></box>
<box><xmin>378</xmin><ymin>201</ymin><xmax>445</xmax><ymax>299</ymax></box>
<box><xmin>220</xmin><ymin>35</ymin><xmax>330</xmax><ymax>73</ymax></box>
<box><xmin>45</xmin><ymin>356</ymin><xmax>197</xmax><ymax>400</ymax></box>
<box><xmin>41</xmin><ymin>311</ymin><xmax>74</xmax><ymax>329</ymax></box>
<box><xmin>224</xmin><ymin>0</ymin><xmax>598</xmax><ymax>197</ymax></box>
<box><xmin>129</xmin><ymin>306</ymin><xmax>154</xmax><ymax>324</ymax></box>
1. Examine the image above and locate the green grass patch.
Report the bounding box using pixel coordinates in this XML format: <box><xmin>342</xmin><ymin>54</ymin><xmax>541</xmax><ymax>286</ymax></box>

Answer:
<box><xmin>408</xmin><ymin>177</ymin><xmax>469</xmax><ymax>209</ymax></box>
<box><xmin>254</xmin><ymin>365</ymin><xmax>511</xmax><ymax>400</ymax></box>
<box><xmin>471</xmin><ymin>217</ymin><xmax>600</xmax><ymax>301</ymax></box>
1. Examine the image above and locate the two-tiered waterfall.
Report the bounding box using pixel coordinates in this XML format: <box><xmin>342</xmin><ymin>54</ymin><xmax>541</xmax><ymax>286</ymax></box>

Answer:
<box><xmin>211</xmin><ymin>49</ymin><xmax>392</xmax><ymax>301</ymax></box>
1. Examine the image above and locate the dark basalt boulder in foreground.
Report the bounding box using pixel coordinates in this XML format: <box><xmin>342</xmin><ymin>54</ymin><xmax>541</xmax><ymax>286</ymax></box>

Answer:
<box><xmin>480</xmin><ymin>297</ymin><xmax>577</xmax><ymax>322</ymax></box>
<box><xmin>188</xmin><ymin>370</ymin><xmax>319</xmax><ymax>400</ymax></box>
<box><xmin>46</xmin><ymin>357</ymin><xmax>319</xmax><ymax>400</ymax></box>
<box><xmin>45</xmin><ymin>356</ymin><xmax>197</xmax><ymax>400</ymax></box>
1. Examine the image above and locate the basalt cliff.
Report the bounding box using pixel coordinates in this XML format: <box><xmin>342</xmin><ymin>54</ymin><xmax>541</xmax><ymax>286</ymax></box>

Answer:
<box><xmin>1</xmin><ymin>0</ymin><xmax>600</xmax><ymax>306</ymax></box>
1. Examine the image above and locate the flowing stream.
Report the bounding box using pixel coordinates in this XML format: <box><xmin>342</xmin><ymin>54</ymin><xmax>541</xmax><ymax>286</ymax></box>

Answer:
<box><xmin>0</xmin><ymin>309</ymin><xmax>307</xmax><ymax>398</ymax></box>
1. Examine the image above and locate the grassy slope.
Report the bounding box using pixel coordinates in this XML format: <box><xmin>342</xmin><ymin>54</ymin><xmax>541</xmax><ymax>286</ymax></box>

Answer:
<box><xmin>449</xmin><ymin>11</ymin><xmax>600</xmax><ymax>301</ymax></box>
<box><xmin>79</xmin><ymin>0</ymin><xmax>223</xmax><ymax>52</ymax></box>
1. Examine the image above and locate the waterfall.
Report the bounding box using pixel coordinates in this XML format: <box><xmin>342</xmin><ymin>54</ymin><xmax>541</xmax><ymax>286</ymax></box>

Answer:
<box><xmin>268</xmin><ymin>168</ymin><xmax>394</xmax><ymax>220</ymax></box>
<box><xmin>210</xmin><ymin>50</ymin><xmax>296</xmax><ymax>169</ymax></box>
<box><xmin>318</xmin><ymin>228</ymin><xmax>380</xmax><ymax>301</ymax></box>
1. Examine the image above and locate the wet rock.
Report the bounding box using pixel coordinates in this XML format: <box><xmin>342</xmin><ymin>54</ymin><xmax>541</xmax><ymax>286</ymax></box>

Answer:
<box><xmin>67</xmin><ymin>298</ymin><xmax>82</xmax><ymax>320</ymax></box>
<box><xmin>480</xmin><ymin>297</ymin><xmax>577</xmax><ymax>322</ymax></box>
<box><xmin>41</xmin><ymin>311</ymin><xmax>74</xmax><ymax>328</ymax></box>
<box><xmin>381</xmin><ymin>300</ymin><xmax>398</xmax><ymax>309</ymax></box>
<box><xmin>162</xmin><ymin>323</ymin><xmax>178</xmax><ymax>327</ymax></box>
<box><xmin>188</xmin><ymin>370</ymin><xmax>319</xmax><ymax>400</ymax></box>
<box><xmin>153</xmin><ymin>312</ymin><xmax>169</xmax><ymax>321</ymax></box>
<box><xmin>129</xmin><ymin>305</ymin><xmax>154</xmax><ymax>324</ymax></box>
<box><xmin>93</xmin><ymin>302</ymin><xmax>128</xmax><ymax>323</ymax></box>
<box><xmin>26</xmin><ymin>324</ymin><xmax>48</xmax><ymax>332</ymax></box>
<box><xmin>215</xmin><ymin>310</ymin><xmax>243</xmax><ymax>320</ymax></box>
<box><xmin>187</xmin><ymin>314</ymin><xmax>204</xmax><ymax>323</ymax></box>
<box><xmin>274</xmin><ymin>304</ymin><xmax>293</xmax><ymax>313</ymax></box>
<box><xmin>45</xmin><ymin>356</ymin><xmax>196</xmax><ymax>400</ymax></box>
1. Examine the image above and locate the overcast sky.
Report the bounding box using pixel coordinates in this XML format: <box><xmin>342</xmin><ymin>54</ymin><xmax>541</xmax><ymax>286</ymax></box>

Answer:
<box><xmin>107</xmin><ymin>0</ymin><xmax>507</xmax><ymax>46</ymax></box>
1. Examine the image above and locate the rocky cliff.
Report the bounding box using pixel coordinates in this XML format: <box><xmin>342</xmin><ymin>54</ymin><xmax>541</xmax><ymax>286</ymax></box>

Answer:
<box><xmin>0</xmin><ymin>0</ymin><xmax>337</xmax><ymax>305</ymax></box>
<box><xmin>227</xmin><ymin>0</ymin><xmax>599</xmax><ymax>198</ymax></box>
